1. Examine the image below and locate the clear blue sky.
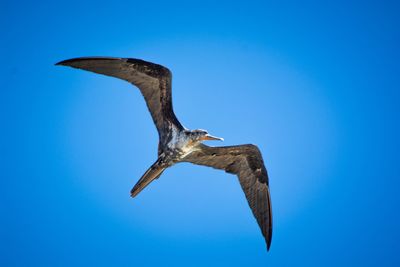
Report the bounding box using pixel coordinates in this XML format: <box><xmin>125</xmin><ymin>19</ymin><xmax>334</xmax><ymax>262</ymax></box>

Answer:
<box><xmin>2</xmin><ymin>0</ymin><xmax>400</xmax><ymax>266</ymax></box>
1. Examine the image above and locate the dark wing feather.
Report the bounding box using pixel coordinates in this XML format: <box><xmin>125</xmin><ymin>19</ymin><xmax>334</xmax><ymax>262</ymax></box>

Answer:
<box><xmin>56</xmin><ymin>57</ymin><xmax>183</xmax><ymax>142</ymax></box>
<box><xmin>183</xmin><ymin>144</ymin><xmax>272</xmax><ymax>250</ymax></box>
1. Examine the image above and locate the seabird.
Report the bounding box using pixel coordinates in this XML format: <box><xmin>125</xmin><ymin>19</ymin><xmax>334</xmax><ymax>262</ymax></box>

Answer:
<box><xmin>56</xmin><ymin>57</ymin><xmax>273</xmax><ymax>250</ymax></box>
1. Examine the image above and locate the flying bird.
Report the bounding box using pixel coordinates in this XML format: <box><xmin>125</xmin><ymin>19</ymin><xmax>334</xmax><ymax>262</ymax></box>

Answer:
<box><xmin>56</xmin><ymin>57</ymin><xmax>273</xmax><ymax>250</ymax></box>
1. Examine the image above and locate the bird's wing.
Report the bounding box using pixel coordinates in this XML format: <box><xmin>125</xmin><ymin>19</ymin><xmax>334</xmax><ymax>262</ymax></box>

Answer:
<box><xmin>183</xmin><ymin>143</ymin><xmax>272</xmax><ymax>250</ymax></box>
<box><xmin>56</xmin><ymin>57</ymin><xmax>184</xmax><ymax>142</ymax></box>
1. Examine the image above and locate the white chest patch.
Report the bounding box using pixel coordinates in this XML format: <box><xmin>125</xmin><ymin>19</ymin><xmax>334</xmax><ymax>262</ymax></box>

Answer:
<box><xmin>166</xmin><ymin>127</ymin><xmax>198</xmax><ymax>158</ymax></box>
<box><xmin>167</xmin><ymin>127</ymin><xmax>180</xmax><ymax>149</ymax></box>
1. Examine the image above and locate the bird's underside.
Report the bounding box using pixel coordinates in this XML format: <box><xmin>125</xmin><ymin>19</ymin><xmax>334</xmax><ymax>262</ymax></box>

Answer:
<box><xmin>56</xmin><ymin>56</ymin><xmax>273</xmax><ymax>250</ymax></box>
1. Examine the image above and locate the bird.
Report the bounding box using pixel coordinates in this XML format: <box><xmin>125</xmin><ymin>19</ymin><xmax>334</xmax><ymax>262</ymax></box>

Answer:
<box><xmin>56</xmin><ymin>57</ymin><xmax>273</xmax><ymax>250</ymax></box>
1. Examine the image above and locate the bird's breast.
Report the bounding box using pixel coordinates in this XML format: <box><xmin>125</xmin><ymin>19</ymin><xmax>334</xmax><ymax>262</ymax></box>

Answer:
<box><xmin>165</xmin><ymin>132</ymin><xmax>197</xmax><ymax>160</ymax></box>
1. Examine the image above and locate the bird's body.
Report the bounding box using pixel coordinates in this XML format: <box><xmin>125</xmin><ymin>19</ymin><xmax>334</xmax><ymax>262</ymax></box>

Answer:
<box><xmin>56</xmin><ymin>57</ymin><xmax>273</xmax><ymax>250</ymax></box>
<box><xmin>165</xmin><ymin>128</ymin><xmax>197</xmax><ymax>158</ymax></box>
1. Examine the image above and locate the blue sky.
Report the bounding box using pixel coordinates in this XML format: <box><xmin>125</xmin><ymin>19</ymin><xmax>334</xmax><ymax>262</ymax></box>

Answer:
<box><xmin>2</xmin><ymin>0</ymin><xmax>400</xmax><ymax>266</ymax></box>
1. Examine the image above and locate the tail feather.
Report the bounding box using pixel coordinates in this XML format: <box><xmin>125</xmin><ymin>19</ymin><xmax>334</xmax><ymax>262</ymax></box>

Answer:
<box><xmin>131</xmin><ymin>159</ymin><xmax>166</xmax><ymax>198</ymax></box>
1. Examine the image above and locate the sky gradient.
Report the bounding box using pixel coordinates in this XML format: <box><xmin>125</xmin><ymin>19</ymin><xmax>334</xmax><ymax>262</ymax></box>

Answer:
<box><xmin>2</xmin><ymin>0</ymin><xmax>400</xmax><ymax>266</ymax></box>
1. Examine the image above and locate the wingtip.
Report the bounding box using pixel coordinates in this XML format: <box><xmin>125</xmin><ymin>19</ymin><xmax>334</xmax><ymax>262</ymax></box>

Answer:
<box><xmin>55</xmin><ymin>57</ymin><xmax>124</xmax><ymax>67</ymax></box>
<box><xmin>266</xmin><ymin>227</ymin><xmax>272</xmax><ymax>251</ymax></box>
<box><xmin>54</xmin><ymin>57</ymin><xmax>88</xmax><ymax>66</ymax></box>
<box><xmin>55</xmin><ymin>59</ymin><xmax>73</xmax><ymax>66</ymax></box>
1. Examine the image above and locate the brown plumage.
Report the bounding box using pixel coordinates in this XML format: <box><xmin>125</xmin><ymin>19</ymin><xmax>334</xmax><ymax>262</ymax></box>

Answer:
<box><xmin>56</xmin><ymin>57</ymin><xmax>273</xmax><ymax>250</ymax></box>
<box><xmin>183</xmin><ymin>144</ymin><xmax>272</xmax><ymax>249</ymax></box>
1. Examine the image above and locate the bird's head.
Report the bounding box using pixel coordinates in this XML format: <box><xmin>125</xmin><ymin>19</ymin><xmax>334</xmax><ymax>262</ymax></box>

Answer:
<box><xmin>190</xmin><ymin>129</ymin><xmax>224</xmax><ymax>142</ymax></box>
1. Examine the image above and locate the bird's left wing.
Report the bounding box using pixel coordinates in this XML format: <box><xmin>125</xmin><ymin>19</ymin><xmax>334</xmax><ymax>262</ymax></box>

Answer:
<box><xmin>182</xmin><ymin>144</ymin><xmax>272</xmax><ymax>250</ymax></box>
<box><xmin>56</xmin><ymin>57</ymin><xmax>183</xmax><ymax>144</ymax></box>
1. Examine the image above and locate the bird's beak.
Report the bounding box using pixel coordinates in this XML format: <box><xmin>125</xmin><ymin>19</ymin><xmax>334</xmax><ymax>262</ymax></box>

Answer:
<box><xmin>202</xmin><ymin>134</ymin><xmax>224</xmax><ymax>141</ymax></box>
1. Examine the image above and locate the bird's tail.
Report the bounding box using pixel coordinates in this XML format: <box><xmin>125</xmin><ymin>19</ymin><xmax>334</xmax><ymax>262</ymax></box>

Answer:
<box><xmin>130</xmin><ymin>158</ymin><xmax>166</xmax><ymax>198</ymax></box>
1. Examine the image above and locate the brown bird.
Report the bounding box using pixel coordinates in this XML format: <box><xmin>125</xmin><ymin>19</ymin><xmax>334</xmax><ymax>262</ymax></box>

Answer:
<box><xmin>56</xmin><ymin>57</ymin><xmax>273</xmax><ymax>250</ymax></box>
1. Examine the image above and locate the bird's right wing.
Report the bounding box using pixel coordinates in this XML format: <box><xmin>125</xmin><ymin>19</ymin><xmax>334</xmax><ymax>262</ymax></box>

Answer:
<box><xmin>183</xmin><ymin>144</ymin><xmax>272</xmax><ymax>250</ymax></box>
<box><xmin>56</xmin><ymin>57</ymin><xmax>184</xmax><ymax>143</ymax></box>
